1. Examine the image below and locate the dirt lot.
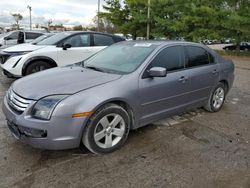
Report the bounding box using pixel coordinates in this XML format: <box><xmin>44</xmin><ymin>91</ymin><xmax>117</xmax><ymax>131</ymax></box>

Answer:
<box><xmin>0</xmin><ymin>57</ymin><xmax>249</xmax><ymax>188</ymax></box>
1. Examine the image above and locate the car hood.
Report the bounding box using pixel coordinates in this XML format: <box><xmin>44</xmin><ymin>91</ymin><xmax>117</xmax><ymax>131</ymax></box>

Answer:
<box><xmin>3</xmin><ymin>44</ymin><xmax>46</xmax><ymax>53</ymax></box>
<box><xmin>12</xmin><ymin>66</ymin><xmax>122</xmax><ymax>100</ymax></box>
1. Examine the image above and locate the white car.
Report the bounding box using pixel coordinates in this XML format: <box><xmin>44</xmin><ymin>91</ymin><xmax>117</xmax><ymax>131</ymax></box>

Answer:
<box><xmin>0</xmin><ymin>30</ymin><xmax>44</xmax><ymax>49</ymax></box>
<box><xmin>28</xmin><ymin>33</ymin><xmax>55</xmax><ymax>45</ymax></box>
<box><xmin>0</xmin><ymin>33</ymin><xmax>54</xmax><ymax>52</ymax></box>
<box><xmin>0</xmin><ymin>32</ymin><xmax>125</xmax><ymax>77</ymax></box>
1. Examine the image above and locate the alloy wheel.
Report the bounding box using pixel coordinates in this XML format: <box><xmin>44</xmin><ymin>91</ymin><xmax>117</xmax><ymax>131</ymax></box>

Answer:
<box><xmin>31</xmin><ymin>65</ymin><xmax>47</xmax><ymax>73</ymax></box>
<box><xmin>94</xmin><ymin>113</ymin><xmax>125</xmax><ymax>149</ymax></box>
<box><xmin>212</xmin><ymin>87</ymin><xmax>225</xmax><ymax>109</ymax></box>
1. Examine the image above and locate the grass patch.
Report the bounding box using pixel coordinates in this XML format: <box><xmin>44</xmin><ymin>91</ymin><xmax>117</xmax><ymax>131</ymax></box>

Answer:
<box><xmin>215</xmin><ymin>50</ymin><xmax>250</xmax><ymax>57</ymax></box>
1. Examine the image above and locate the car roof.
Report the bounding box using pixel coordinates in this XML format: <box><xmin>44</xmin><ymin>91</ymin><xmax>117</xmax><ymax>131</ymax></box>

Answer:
<box><xmin>7</xmin><ymin>30</ymin><xmax>45</xmax><ymax>34</ymax></box>
<box><xmin>62</xmin><ymin>31</ymin><xmax>122</xmax><ymax>37</ymax></box>
<box><xmin>119</xmin><ymin>40</ymin><xmax>203</xmax><ymax>46</ymax></box>
<box><xmin>43</xmin><ymin>33</ymin><xmax>55</xmax><ymax>36</ymax></box>
<box><xmin>118</xmin><ymin>40</ymin><xmax>213</xmax><ymax>52</ymax></box>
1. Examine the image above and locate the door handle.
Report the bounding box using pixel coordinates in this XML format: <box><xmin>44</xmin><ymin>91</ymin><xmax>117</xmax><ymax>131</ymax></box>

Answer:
<box><xmin>178</xmin><ymin>76</ymin><xmax>188</xmax><ymax>83</ymax></box>
<box><xmin>212</xmin><ymin>69</ymin><xmax>219</xmax><ymax>74</ymax></box>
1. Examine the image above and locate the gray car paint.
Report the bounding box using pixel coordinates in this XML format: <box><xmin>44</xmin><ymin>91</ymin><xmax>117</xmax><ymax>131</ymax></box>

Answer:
<box><xmin>13</xmin><ymin>66</ymin><xmax>122</xmax><ymax>99</ymax></box>
<box><xmin>2</xmin><ymin>41</ymin><xmax>234</xmax><ymax>150</ymax></box>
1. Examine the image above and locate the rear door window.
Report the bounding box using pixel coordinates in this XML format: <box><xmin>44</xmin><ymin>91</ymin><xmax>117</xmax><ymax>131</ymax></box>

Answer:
<box><xmin>26</xmin><ymin>32</ymin><xmax>43</xmax><ymax>40</ymax></box>
<box><xmin>186</xmin><ymin>46</ymin><xmax>210</xmax><ymax>67</ymax></box>
<box><xmin>93</xmin><ymin>34</ymin><xmax>115</xmax><ymax>46</ymax></box>
<box><xmin>63</xmin><ymin>34</ymin><xmax>90</xmax><ymax>47</ymax></box>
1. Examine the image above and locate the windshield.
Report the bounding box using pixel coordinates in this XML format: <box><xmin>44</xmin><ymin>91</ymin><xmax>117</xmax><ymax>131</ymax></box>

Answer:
<box><xmin>84</xmin><ymin>42</ymin><xmax>157</xmax><ymax>74</ymax></box>
<box><xmin>0</xmin><ymin>32</ymin><xmax>8</xmax><ymax>38</ymax></box>
<box><xmin>31</xmin><ymin>34</ymin><xmax>54</xmax><ymax>44</ymax></box>
<box><xmin>36</xmin><ymin>32</ymin><xmax>71</xmax><ymax>45</ymax></box>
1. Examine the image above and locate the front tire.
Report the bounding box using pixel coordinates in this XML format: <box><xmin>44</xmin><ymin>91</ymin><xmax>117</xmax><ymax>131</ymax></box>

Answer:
<box><xmin>25</xmin><ymin>61</ymin><xmax>52</xmax><ymax>75</ymax></box>
<box><xmin>204</xmin><ymin>83</ymin><xmax>226</xmax><ymax>112</ymax></box>
<box><xmin>82</xmin><ymin>104</ymin><xmax>130</xmax><ymax>154</ymax></box>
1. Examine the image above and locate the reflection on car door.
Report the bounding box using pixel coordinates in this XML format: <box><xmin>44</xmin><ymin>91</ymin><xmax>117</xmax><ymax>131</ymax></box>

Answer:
<box><xmin>185</xmin><ymin>45</ymin><xmax>220</xmax><ymax>103</ymax></box>
<box><xmin>90</xmin><ymin>33</ymin><xmax>116</xmax><ymax>54</ymax></box>
<box><xmin>139</xmin><ymin>45</ymin><xmax>191</xmax><ymax>125</ymax></box>
<box><xmin>57</xmin><ymin>33</ymin><xmax>93</xmax><ymax>66</ymax></box>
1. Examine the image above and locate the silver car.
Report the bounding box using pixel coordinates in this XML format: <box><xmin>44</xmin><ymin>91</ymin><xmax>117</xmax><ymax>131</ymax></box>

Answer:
<box><xmin>2</xmin><ymin>41</ymin><xmax>234</xmax><ymax>154</ymax></box>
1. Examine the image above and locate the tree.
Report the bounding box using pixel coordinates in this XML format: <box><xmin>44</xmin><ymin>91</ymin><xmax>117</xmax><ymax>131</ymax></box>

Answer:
<box><xmin>73</xmin><ymin>25</ymin><xmax>83</xmax><ymax>31</ymax></box>
<box><xmin>123</xmin><ymin>0</ymin><xmax>148</xmax><ymax>39</ymax></box>
<box><xmin>47</xmin><ymin>19</ymin><xmax>53</xmax><ymax>27</ymax></box>
<box><xmin>221</xmin><ymin>0</ymin><xmax>250</xmax><ymax>50</ymax></box>
<box><xmin>102</xmin><ymin>0</ymin><xmax>149</xmax><ymax>39</ymax></box>
<box><xmin>92</xmin><ymin>15</ymin><xmax>116</xmax><ymax>33</ymax></box>
<box><xmin>101</xmin><ymin>0</ymin><xmax>250</xmax><ymax>46</ymax></box>
<box><xmin>11</xmin><ymin>13</ymin><xmax>23</xmax><ymax>29</ymax></box>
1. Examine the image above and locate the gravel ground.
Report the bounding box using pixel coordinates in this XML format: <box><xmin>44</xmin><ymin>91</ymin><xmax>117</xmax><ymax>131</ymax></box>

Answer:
<box><xmin>0</xmin><ymin>57</ymin><xmax>249</xmax><ymax>188</ymax></box>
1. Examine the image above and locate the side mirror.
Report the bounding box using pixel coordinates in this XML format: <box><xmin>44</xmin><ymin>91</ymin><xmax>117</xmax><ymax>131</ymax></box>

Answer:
<box><xmin>62</xmin><ymin>43</ymin><xmax>72</xmax><ymax>50</ymax></box>
<box><xmin>148</xmin><ymin>67</ymin><xmax>167</xmax><ymax>77</ymax></box>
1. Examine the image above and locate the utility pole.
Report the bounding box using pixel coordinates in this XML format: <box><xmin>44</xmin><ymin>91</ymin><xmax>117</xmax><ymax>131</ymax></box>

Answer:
<box><xmin>97</xmin><ymin>0</ymin><xmax>100</xmax><ymax>32</ymax></box>
<box><xmin>27</xmin><ymin>5</ymin><xmax>32</xmax><ymax>30</ymax></box>
<box><xmin>146</xmin><ymin>0</ymin><xmax>151</xmax><ymax>40</ymax></box>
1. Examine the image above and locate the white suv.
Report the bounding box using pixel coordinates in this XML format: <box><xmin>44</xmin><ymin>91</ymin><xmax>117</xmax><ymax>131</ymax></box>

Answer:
<box><xmin>0</xmin><ymin>31</ymin><xmax>125</xmax><ymax>77</ymax></box>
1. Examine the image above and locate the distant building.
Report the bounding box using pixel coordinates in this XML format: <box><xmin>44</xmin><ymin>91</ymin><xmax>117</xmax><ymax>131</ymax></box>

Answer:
<box><xmin>49</xmin><ymin>25</ymin><xmax>66</xmax><ymax>32</ymax></box>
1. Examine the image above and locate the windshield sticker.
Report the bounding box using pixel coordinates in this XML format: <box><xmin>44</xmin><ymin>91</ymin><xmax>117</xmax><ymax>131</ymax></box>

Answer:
<box><xmin>134</xmin><ymin>43</ymin><xmax>152</xmax><ymax>47</ymax></box>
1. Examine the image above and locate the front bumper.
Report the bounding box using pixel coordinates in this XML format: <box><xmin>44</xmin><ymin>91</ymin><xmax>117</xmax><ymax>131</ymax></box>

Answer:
<box><xmin>0</xmin><ymin>55</ymin><xmax>24</xmax><ymax>77</ymax></box>
<box><xmin>2</xmin><ymin>96</ymin><xmax>87</xmax><ymax>150</ymax></box>
<box><xmin>2</xmin><ymin>69</ymin><xmax>21</xmax><ymax>78</ymax></box>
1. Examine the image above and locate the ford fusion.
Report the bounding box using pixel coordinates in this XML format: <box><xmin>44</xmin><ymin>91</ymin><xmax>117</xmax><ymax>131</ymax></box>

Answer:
<box><xmin>2</xmin><ymin>41</ymin><xmax>234</xmax><ymax>154</ymax></box>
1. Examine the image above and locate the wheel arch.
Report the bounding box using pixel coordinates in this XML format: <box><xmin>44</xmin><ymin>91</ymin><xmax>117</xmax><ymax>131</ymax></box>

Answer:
<box><xmin>219</xmin><ymin>80</ymin><xmax>229</xmax><ymax>93</ymax></box>
<box><xmin>87</xmin><ymin>98</ymin><xmax>137</xmax><ymax>130</ymax></box>
<box><xmin>22</xmin><ymin>56</ymin><xmax>58</xmax><ymax>76</ymax></box>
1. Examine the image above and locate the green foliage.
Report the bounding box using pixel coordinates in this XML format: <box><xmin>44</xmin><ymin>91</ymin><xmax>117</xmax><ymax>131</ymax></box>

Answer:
<box><xmin>73</xmin><ymin>25</ymin><xmax>83</xmax><ymax>31</ymax></box>
<box><xmin>11</xmin><ymin>13</ymin><xmax>23</xmax><ymax>29</ymax></box>
<box><xmin>102</xmin><ymin>0</ymin><xmax>250</xmax><ymax>45</ymax></box>
<box><xmin>92</xmin><ymin>15</ymin><xmax>116</xmax><ymax>33</ymax></box>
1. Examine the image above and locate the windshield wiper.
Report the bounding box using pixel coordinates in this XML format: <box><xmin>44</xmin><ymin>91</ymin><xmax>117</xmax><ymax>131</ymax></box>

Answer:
<box><xmin>84</xmin><ymin>66</ymin><xmax>105</xmax><ymax>72</ymax></box>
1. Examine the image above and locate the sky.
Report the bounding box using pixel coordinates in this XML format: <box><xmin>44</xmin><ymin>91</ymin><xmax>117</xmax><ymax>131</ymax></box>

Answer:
<box><xmin>0</xmin><ymin>0</ymin><xmax>105</xmax><ymax>28</ymax></box>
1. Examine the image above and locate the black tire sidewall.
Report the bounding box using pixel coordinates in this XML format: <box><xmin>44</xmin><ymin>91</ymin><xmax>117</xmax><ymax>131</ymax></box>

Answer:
<box><xmin>84</xmin><ymin>104</ymin><xmax>130</xmax><ymax>154</ymax></box>
<box><xmin>209</xmin><ymin>83</ymin><xmax>226</xmax><ymax>112</ymax></box>
<box><xmin>25</xmin><ymin>61</ymin><xmax>51</xmax><ymax>75</ymax></box>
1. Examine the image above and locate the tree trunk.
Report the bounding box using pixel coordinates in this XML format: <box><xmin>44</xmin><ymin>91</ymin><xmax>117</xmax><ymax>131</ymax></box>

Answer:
<box><xmin>236</xmin><ymin>31</ymin><xmax>242</xmax><ymax>52</ymax></box>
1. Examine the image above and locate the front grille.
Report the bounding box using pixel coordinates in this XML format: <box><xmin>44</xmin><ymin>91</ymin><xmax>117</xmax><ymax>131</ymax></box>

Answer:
<box><xmin>7</xmin><ymin>120</ymin><xmax>47</xmax><ymax>138</ymax></box>
<box><xmin>0</xmin><ymin>53</ymin><xmax>11</xmax><ymax>64</ymax></box>
<box><xmin>7</xmin><ymin>89</ymin><xmax>33</xmax><ymax>113</ymax></box>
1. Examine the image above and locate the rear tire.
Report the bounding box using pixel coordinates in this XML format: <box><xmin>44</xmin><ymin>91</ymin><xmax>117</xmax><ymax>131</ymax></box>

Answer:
<box><xmin>25</xmin><ymin>61</ymin><xmax>52</xmax><ymax>75</ymax></box>
<box><xmin>82</xmin><ymin>103</ymin><xmax>130</xmax><ymax>154</ymax></box>
<box><xmin>204</xmin><ymin>83</ymin><xmax>226</xmax><ymax>112</ymax></box>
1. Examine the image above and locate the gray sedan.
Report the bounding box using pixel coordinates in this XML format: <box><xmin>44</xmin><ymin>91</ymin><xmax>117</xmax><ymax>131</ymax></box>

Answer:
<box><xmin>2</xmin><ymin>41</ymin><xmax>234</xmax><ymax>154</ymax></box>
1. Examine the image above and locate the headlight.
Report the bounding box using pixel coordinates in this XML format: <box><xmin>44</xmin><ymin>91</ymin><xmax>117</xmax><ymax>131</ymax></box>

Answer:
<box><xmin>32</xmin><ymin>95</ymin><xmax>68</xmax><ymax>120</ymax></box>
<box><xmin>10</xmin><ymin>51</ymin><xmax>32</xmax><ymax>57</ymax></box>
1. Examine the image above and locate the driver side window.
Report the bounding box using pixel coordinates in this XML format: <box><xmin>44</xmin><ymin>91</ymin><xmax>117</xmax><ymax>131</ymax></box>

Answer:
<box><xmin>149</xmin><ymin>46</ymin><xmax>184</xmax><ymax>72</ymax></box>
<box><xmin>7</xmin><ymin>31</ymin><xmax>19</xmax><ymax>40</ymax></box>
<box><xmin>63</xmin><ymin>34</ymin><xmax>90</xmax><ymax>47</ymax></box>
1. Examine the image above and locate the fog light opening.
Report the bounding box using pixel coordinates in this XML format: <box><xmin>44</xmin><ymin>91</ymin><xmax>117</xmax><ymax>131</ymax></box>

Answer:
<box><xmin>19</xmin><ymin>126</ymin><xmax>47</xmax><ymax>138</ymax></box>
